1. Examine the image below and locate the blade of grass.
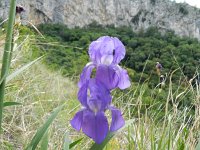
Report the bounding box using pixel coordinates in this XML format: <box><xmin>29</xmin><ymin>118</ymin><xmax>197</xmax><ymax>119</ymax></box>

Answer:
<box><xmin>40</xmin><ymin>131</ymin><xmax>49</xmax><ymax>150</ymax></box>
<box><xmin>63</xmin><ymin>132</ymin><xmax>83</xmax><ymax>150</ymax></box>
<box><xmin>6</xmin><ymin>56</ymin><xmax>43</xmax><ymax>83</ymax></box>
<box><xmin>26</xmin><ymin>104</ymin><xmax>64</xmax><ymax>150</ymax></box>
<box><xmin>3</xmin><ymin>101</ymin><xmax>22</xmax><ymax>107</ymax></box>
<box><xmin>69</xmin><ymin>138</ymin><xmax>84</xmax><ymax>149</ymax></box>
<box><xmin>0</xmin><ymin>72</ymin><xmax>8</xmax><ymax>85</ymax></box>
<box><xmin>0</xmin><ymin>18</ymin><xmax>8</xmax><ymax>26</ymax></box>
<box><xmin>167</xmin><ymin>122</ymin><xmax>172</xmax><ymax>150</ymax></box>
<box><xmin>63</xmin><ymin>132</ymin><xmax>70</xmax><ymax>150</ymax></box>
<box><xmin>0</xmin><ymin>0</ymin><xmax>16</xmax><ymax>132</ymax></box>
<box><xmin>25</xmin><ymin>20</ymin><xmax>45</xmax><ymax>38</ymax></box>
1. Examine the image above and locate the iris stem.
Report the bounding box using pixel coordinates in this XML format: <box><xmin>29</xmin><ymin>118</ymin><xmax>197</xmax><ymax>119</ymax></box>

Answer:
<box><xmin>0</xmin><ymin>0</ymin><xmax>16</xmax><ymax>132</ymax></box>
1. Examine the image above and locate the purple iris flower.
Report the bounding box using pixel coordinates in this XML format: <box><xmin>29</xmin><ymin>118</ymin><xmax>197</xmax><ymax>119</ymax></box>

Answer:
<box><xmin>70</xmin><ymin>78</ymin><xmax>125</xmax><ymax>144</ymax></box>
<box><xmin>71</xmin><ymin>36</ymin><xmax>130</xmax><ymax>144</ymax></box>
<box><xmin>78</xmin><ymin>36</ymin><xmax>131</xmax><ymax>90</ymax></box>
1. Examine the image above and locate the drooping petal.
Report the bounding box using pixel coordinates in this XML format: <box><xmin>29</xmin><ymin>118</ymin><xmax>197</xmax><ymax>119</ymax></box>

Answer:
<box><xmin>109</xmin><ymin>106</ymin><xmax>125</xmax><ymax>132</ymax></box>
<box><xmin>82</xmin><ymin>110</ymin><xmax>109</xmax><ymax>144</ymax></box>
<box><xmin>96</xmin><ymin>65</ymin><xmax>119</xmax><ymax>90</ymax></box>
<box><xmin>118</xmin><ymin>70</ymin><xmax>131</xmax><ymax>89</ymax></box>
<box><xmin>78</xmin><ymin>62</ymin><xmax>95</xmax><ymax>88</ymax></box>
<box><xmin>78</xmin><ymin>82</ymin><xmax>88</xmax><ymax>107</ymax></box>
<box><xmin>88</xmin><ymin>78</ymin><xmax>112</xmax><ymax>109</ymax></box>
<box><xmin>70</xmin><ymin>110</ymin><xmax>84</xmax><ymax>131</ymax></box>
<box><xmin>112</xmin><ymin>37</ymin><xmax>126</xmax><ymax>64</ymax></box>
<box><xmin>78</xmin><ymin>78</ymin><xmax>112</xmax><ymax>109</ymax></box>
<box><xmin>116</xmin><ymin>66</ymin><xmax>131</xmax><ymax>90</ymax></box>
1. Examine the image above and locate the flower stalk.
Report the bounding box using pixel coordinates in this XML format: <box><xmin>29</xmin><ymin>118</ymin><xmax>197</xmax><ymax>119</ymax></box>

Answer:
<box><xmin>0</xmin><ymin>0</ymin><xmax>16</xmax><ymax>132</ymax></box>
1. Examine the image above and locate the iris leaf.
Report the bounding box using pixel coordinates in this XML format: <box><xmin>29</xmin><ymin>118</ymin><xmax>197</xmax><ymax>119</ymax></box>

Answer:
<box><xmin>40</xmin><ymin>131</ymin><xmax>48</xmax><ymax>150</ymax></box>
<box><xmin>69</xmin><ymin>138</ymin><xmax>83</xmax><ymax>149</ymax></box>
<box><xmin>3</xmin><ymin>101</ymin><xmax>22</xmax><ymax>107</ymax></box>
<box><xmin>26</xmin><ymin>104</ymin><xmax>64</xmax><ymax>150</ymax></box>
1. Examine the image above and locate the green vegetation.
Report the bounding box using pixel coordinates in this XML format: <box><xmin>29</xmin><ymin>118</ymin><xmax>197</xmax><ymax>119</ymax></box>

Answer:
<box><xmin>37</xmin><ymin>23</ymin><xmax>200</xmax><ymax>83</ymax></box>
<box><xmin>34</xmin><ymin>24</ymin><xmax>200</xmax><ymax>116</ymax></box>
<box><xmin>0</xmin><ymin>21</ymin><xmax>200</xmax><ymax>149</ymax></box>
<box><xmin>0</xmin><ymin>0</ymin><xmax>16</xmax><ymax>131</ymax></box>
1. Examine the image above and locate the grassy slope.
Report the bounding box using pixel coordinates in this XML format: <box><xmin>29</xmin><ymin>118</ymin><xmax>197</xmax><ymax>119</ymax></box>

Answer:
<box><xmin>0</xmin><ymin>30</ymin><xmax>127</xmax><ymax>150</ymax></box>
<box><xmin>0</xmin><ymin>27</ymin><xmax>199</xmax><ymax>149</ymax></box>
<box><xmin>0</xmin><ymin>33</ymin><xmax>78</xmax><ymax>149</ymax></box>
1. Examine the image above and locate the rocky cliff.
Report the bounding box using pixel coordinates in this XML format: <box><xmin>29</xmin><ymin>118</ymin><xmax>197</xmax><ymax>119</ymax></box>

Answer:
<box><xmin>1</xmin><ymin>0</ymin><xmax>200</xmax><ymax>39</ymax></box>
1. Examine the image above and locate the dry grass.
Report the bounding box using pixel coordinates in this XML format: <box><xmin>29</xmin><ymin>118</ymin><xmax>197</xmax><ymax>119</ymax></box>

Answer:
<box><xmin>0</xmin><ymin>34</ymin><xmax>79</xmax><ymax>149</ymax></box>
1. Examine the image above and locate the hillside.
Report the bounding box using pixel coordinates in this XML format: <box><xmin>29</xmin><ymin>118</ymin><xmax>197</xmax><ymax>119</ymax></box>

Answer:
<box><xmin>0</xmin><ymin>25</ymin><xmax>199</xmax><ymax>148</ymax></box>
<box><xmin>0</xmin><ymin>12</ymin><xmax>200</xmax><ymax>149</ymax></box>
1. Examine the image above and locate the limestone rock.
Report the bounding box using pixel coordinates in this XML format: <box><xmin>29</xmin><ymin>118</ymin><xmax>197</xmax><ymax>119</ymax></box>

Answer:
<box><xmin>1</xmin><ymin>0</ymin><xmax>200</xmax><ymax>39</ymax></box>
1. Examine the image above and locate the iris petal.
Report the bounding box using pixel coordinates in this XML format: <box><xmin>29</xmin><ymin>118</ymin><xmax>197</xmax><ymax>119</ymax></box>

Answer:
<box><xmin>96</xmin><ymin>65</ymin><xmax>119</xmax><ymax>90</ymax></box>
<box><xmin>109</xmin><ymin>106</ymin><xmax>125</xmax><ymax>132</ymax></box>
<box><xmin>100</xmin><ymin>55</ymin><xmax>113</xmax><ymax>65</ymax></box>
<box><xmin>78</xmin><ymin>78</ymin><xmax>112</xmax><ymax>110</ymax></box>
<box><xmin>78</xmin><ymin>62</ymin><xmax>95</xmax><ymax>88</ymax></box>
<box><xmin>89</xmin><ymin>36</ymin><xmax>125</xmax><ymax>65</ymax></box>
<box><xmin>112</xmin><ymin>37</ymin><xmax>126</xmax><ymax>64</ymax></box>
<box><xmin>78</xmin><ymin>82</ymin><xmax>88</xmax><ymax>107</ymax></box>
<box><xmin>116</xmin><ymin>66</ymin><xmax>131</xmax><ymax>90</ymax></box>
<box><xmin>89</xmin><ymin>37</ymin><xmax>104</xmax><ymax>64</ymax></box>
<box><xmin>87</xmin><ymin>98</ymin><xmax>102</xmax><ymax>113</ymax></box>
<box><xmin>88</xmin><ymin>79</ymin><xmax>112</xmax><ymax>108</ymax></box>
<box><xmin>70</xmin><ymin>110</ymin><xmax>84</xmax><ymax>131</ymax></box>
<box><xmin>82</xmin><ymin>110</ymin><xmax>109</xmax><ymax>144</ymax></box>
<box><xmin>99</xmin><ymin>36</ymin><xmax>114</xmax><ymax>55</ymax></box>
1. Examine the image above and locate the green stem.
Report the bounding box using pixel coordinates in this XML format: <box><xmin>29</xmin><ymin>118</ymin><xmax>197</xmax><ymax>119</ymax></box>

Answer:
<box><xmin>0</xmin><ymin>0</ymin><xmax>16</xmax><ymax>132</ymax></box>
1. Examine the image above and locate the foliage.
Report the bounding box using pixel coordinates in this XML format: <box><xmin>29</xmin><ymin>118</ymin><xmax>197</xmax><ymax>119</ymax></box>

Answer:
<box><xmin>0</xmin><ymin>21</ymin><xmax>199</xmax><ymax>148</ymax></box>
<box><xmin>26</xmin><ymin>24</ymin><xmax>200</xmax><ymax>127</ymax></box>
<box><xmin>0</xmin><ymin>0</ymin><xmax>16</xmax><ymax>131</ymax></box>
<box><xmin>36</xmin><ymin>24</ymin><xmax>200</xmax><ymax>85</ymax></box>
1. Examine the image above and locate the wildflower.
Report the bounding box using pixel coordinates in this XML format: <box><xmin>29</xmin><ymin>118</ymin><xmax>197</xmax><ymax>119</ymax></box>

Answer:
<box><xmin>78</xmin><ymin>36</ymin><xmax>131</xmax><ymax>90</ymax></box>
<box><xmin>70</xmin><ymin>78</ymin><xmax>124</xmax><ymax>144</ymax></box>
<box><xmin>71</xmin><ymin>36</ymin><xmax>130</xmax><ymax>144</ymax></box>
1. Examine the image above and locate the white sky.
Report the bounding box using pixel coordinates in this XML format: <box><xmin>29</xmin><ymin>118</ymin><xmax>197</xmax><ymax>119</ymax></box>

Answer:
<box><xmin>172</xmin><ymin>0</ymin><xmax>200</xmax><ymax>8</ymax></box>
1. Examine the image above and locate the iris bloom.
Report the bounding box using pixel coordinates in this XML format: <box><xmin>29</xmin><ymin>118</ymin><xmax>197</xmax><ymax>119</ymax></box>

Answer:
<box><xmin>71</xmin><ymin>79</ymin><xmax>125</xmax><ymax>144</ymax></box>
<box><xmin>71</xmin><ymin>36</ymin><xmax>130</xmax><ymax>144</ymax></box>
<box><xmin>78</xmin><ymin>36</ymin><xmax>131</xmax><ymax>90</ymax></box>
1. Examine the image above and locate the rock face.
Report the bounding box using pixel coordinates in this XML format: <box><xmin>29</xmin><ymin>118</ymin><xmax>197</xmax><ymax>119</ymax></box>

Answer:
<box><xmin>1</xmin><ymin>0</ymin><xmax>200</xmax><ymax>39</ymax></box>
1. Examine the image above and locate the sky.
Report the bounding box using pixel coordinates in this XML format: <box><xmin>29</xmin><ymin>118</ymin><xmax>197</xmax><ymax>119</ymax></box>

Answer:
<box><xmin>172</xmin><ymin>0</ymin><xmax>200</xmax><ymax>8</ymax></box>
